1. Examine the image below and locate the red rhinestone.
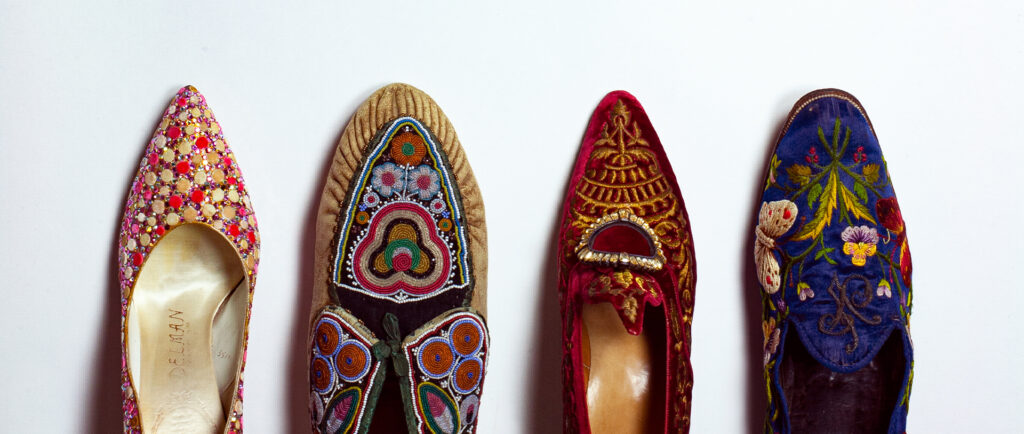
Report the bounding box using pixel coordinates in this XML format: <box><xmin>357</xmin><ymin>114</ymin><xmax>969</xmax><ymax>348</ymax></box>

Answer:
<box><xmin>195</xmin><ymin>137</ymin><xmax>209</xmax><ymax>149</ymax></box>
<box><xmin>247</xmin><ymin>231</ymin><xmax>256</xmax><ymax>243</ymax></box>
<box><xmin>224</xmin><ymin>157</ymin><xmax>233</xmax><ymax>167</ymax></box>
<box><xmin>132</xmin><ymin>253</ymin><xmax>144</xmax><ymax>266</ymax></box>
<box><xmin>190</xmin><ymin>190</ymin><xmax>205</xmax><ymax>203</ymax></box>
<box><xmin>228</xmin><ymin>224</ymin><xmax>240</xmax><ymax>237</ymax></box>
<box><xmin>168</xmin><ymin>195</ymin><xmax>183</xmax><ymax>208</ymax></box>
<box><xmin>176</xmin><ymin>161</ymin><xmax>190</xmax><ymax>174</ymax></box>
<box><xmin>227</xmin><ymin>177</ymin><xmax>237</xmax><ymax>185</ymax></box>
<box><xmin>176</xmin><ymin>97</ymin><xmax>187</xmax><ymax>107</ymax></box>
<box><xmin>148</xmin><ymin>153</ymin><xmax>159</xmax><ymax>165</ymax></box>
<box><xmin>155</xmin><ymin>226</ymin><xmax>166</xmax><ymax>236</ymax></box>
<box><xmin>167</xmin><ymin>126</ymin><xmax>181</xmax><ymax>139</ymax></box>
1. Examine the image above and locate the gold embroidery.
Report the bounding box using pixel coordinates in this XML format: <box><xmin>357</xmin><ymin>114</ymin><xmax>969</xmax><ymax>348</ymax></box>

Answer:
<box><xmin>563</xmin><ymin>98</ymin><xmax>695</xmax><ymax>431</ymax></box>
<box><xmin>584</xmin><ymin>269</ymin><xmax>659</xmax><ymax>322</ymax></box>
<box><xmin>575</xmin><ymin>209</ymin><xmax>666</xmax><ymax>271</ymax></box>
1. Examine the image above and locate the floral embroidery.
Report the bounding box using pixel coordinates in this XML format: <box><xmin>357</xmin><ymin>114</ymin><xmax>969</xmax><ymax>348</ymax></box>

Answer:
<box><xmin>429</xmin><ymin>198</ymin><xmax>446</xmax><ymax>214</ymax></box>
<box><xmin>389</xmin><ymin>130</ymin><xmax>427</xmax><ymax>166</ymax></box>
<box><xmin>334</xmin><ymin>118</ymin><xmax>471</xmax><ymax>304</ymax></box>
<box><xmin>408</xmin><ymin>165</ymin><xmax>441</xmax><ymax>200</ymax></box>
<box><xmin>762</xmin><ymin>317</ymin><xmax>781</xmax><ymax>366</ymax></box>
<box><xmin>362</xmin><ymin>191</ymin><xmax>381</xmax><ymax>208</ymax></box>
<box><xmin>583</xmin><ymin>268</ymin><xmax>663</xmax><ymax>335</ymax></box>
<box><xmin>877</xmin><ymin>197</ymin><xmax>912</xmax><ymax>286</ymax></box>
<box><xmin>370</xmin><ymin>162</ymin><xmax>405</xmax><ymax>197</ymax></box>
<box><xmin>757</xmin><ymin>98</ymin><xmax>914</xmax><ymax>433</ymax></box>
<box><xmin>796</xmin><ymin>281</ymin><xmax>814</xmax><ymax>301</ymax></box>
<box><xmin>877</xmin><ymin>279</ymin><xmax>892</xmax><ymax>298</ymax></box>
<box><xmin>840</xmin><ymin>225</ymin><xmax>879</xmax><ymax>266</ymax></box>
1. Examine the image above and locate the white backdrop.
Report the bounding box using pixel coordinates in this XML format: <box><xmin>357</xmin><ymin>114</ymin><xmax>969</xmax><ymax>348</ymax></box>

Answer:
<box><xmin>1</xmin><ymin>1</ymin><xmax>1021</xmax><ymax>432</ymax></box>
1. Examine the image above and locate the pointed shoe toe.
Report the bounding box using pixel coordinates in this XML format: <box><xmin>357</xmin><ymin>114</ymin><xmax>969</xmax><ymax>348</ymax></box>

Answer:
<box><xmin>558</xmin><ymin>91</ymin><xmax>697</xmax><ymax>433</ymax></box>
<box><xmin>755</xmin><ymin>89</ymin><xmax>913</xmax><ymax>434</ymax></box>
<box><xmin>119</xmin><ymin>86</ymin><xmax>259</xmax><ymax>434</ymax></box>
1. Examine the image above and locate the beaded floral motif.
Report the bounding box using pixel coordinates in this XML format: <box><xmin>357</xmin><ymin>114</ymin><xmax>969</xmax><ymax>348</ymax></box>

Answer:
<box><xmin>309</xmin><ymin>309</ymin><xmax>383</xmax><ymax>434</ymax></box>
<box><xmin>757</xmin><ymin>96</ymin><xmax>913</xmax><ymax>433</ymax></box>
<box><xmin>118</xmin><ymin>86</ymin><xmax>259</xmax><ymax>433</ymax></box>
<box><xmin>334</xmin><ymin>117</ymin><xmax>470</xmax><ymax>303</ymax></box>
<box><xmin>403</xmin><ymin>311</ymin><xmax>488</xmax><ymax>434</ymax></box>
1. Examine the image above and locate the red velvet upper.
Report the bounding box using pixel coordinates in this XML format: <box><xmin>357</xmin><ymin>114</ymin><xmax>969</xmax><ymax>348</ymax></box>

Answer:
<box><xmin>558</xmin><ymin>91</ymin><xmax>697</xmax><ymax>433</ymax></box>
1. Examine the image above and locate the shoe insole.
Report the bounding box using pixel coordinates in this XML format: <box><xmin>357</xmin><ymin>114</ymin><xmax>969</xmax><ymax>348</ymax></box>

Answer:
<box><xmin>780</xmin><ymin>330</ymin><xmax>905</xmax><ymax>434</ymax></box>
<box><xmin>581</xmin><ymin>303</ymin><xmax>665</xmax><ymax>434</ymax></box>
<box><xmin>127</xmin><ymin>224</ymin><xmax>246</xmax><ymax>434</ymax></box>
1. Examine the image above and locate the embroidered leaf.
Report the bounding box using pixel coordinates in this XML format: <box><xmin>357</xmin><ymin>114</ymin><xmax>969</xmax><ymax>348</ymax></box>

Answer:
<box><xmin>807</xmin><ymin>183</ymin><xmax>823</xmax><ymax>208</ymax></box>
<box><xmin>854</xmin><ymin>182</ymin><xmax>868</xmax><ymax>204</ymax></box>
<box><xmin>765</xmin><ymin>154</ymin><xmax>781</xmax><ymax>190</ymax></box>
<box><xmin>786</xmin><ymin>164</ymin><xmax>813</xmax><ymax>186</ymax></box>
<box><xmin>812</xmin><ymin>248</ymin><xmax>837</xmax><ymax>264</ymax></box>
<box><xmin>792</xmin><ymin>170</ymin><xmax>838</xmax><ymax>241</ymax></box>
<box><xmin>839</xmin><ymin>183</ymin><xmax>877</xmax><ymax>224</ymax></box>
<box><xmin>862</xmin><ymin>163</ymin><xmax>880</xmax><ymax>184</ymax></box>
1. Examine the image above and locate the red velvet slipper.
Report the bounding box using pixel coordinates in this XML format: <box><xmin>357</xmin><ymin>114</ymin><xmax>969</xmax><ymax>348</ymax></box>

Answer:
<box><xmin>558</xmin><ymin>91</ymin><xmax>697</xmax><ymax>433</ymax></box>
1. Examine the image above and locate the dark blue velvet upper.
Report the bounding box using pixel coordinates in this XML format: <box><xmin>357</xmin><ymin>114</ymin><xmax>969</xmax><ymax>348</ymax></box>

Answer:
<box><xmin>758</xmin><ymin>93</ymin><xmax>913</xmax><ymax>433</ymax></box>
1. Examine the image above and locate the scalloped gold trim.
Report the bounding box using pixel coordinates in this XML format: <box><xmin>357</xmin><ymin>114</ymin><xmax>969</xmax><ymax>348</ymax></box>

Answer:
<box><xmin>575</xmin><ymin>208</ymin><xmax>666</xmax><ymax>272</ymax></box>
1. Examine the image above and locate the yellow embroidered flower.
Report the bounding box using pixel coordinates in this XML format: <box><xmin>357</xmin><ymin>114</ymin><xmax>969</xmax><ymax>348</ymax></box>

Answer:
<box><xmin>841</xmin><ymin>225</ymin><xmax>879</xmax><ymax>266</ymax></box>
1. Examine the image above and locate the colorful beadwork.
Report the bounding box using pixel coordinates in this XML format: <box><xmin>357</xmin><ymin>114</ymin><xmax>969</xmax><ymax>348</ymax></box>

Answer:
<box><xmin>403</xmin><ymin>311</ymin><xmax>488</xmax><ymax>434</ymax></box>
<box><xmin>334</xmin><ymin>117</ymin><xmax>470</xmax><ymax>303</ymax></box>
<box><xmin>309</xmin><ymin>309</ymin><xmax>383</xmax><ymax>434</ymax></box>
<box><xmin>755</xmin><ymin>91</ymin><xmax>913</xmax><ymax>433</ymax></box>
<box><xmin>119</xmin><ymin>86</ymin><xmax>259</xmax><ymax>434</ymax></box>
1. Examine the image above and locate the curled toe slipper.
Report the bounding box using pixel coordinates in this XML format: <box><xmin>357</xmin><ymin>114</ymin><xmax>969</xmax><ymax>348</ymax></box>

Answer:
<box><xmin>309</xmin><ymin>83</ymin><xmax>488</xmax><ymax>434</ymax></box>
<box><xmin>558</xmin><ymin>91</ymin><xmax>697</xmax><ymax>433</ymax></box>
<box><xmin>755</xmin><ymin>89</ymin><xmax>914</xmax><ymax>434</ymax></box>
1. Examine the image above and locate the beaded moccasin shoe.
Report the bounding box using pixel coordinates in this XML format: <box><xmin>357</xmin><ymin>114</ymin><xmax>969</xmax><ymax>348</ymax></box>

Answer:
<box><xmin>119</xmin><ymin>86</ymin><xmax>259</xmax><ymax>433</ymax></box>
<box><xmin>558</xmin><ymin>91</ymin><xmax>697</xmax><ymax>433</ymax></box>
<box><xmin>309</xmin><ymin>83</ymin><xmax>488</xmax><ymax>434</ymax></box>
<box><xmin>754</xmin><ymin>89</ymin><xmax>913</xmax><ymax>433</ymax></box>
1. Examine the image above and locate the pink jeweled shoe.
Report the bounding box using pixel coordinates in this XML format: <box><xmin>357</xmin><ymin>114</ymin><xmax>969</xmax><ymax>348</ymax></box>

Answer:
<box><xmin>118</xmin><ymin>86</ymin><xmax>260</xmax><ymax>433</ymax></box>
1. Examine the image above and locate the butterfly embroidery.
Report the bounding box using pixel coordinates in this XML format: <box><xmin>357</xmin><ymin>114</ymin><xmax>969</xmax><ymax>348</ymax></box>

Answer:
<box><xmin>754</xmin><ymin>200</ymin><xmax>798</xmax><ymax>294</ymax></box>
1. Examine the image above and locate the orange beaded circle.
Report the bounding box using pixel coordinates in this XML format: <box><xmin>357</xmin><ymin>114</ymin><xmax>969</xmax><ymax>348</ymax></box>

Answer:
<box><xmin>315</xmin><ymin>320</ymin><xmax>341</xmax><ymax>355</ymax></box>
<box><xmin>453</xmin><ymin>358</ymin><xmax>483</xmax><ymax>394</ymax></box>
<box><xmin>335</xmin><ymin>342</ymin><xmax>370</xmax><ymax>382</ymax></box>
<box><xmin>449</xmin><ymin>320</ymin><xmax>483</xmax><ymax>357</ymax></box>
<box><xmin>418</xmin><ymin>337</ymin><xmax>455</xmax><ymax>378</ymax></box>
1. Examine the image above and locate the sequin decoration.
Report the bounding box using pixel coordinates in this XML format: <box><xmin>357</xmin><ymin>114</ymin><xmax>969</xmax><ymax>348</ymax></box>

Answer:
<box><xmin>404</xmin><ymin>311</ymin><xmax>488</xmax><ymax>434</ymax></box>
<box><xmin>309</xmin><ymin>308</ymin><xmax>382</xmax><ymax>434</ymax></box>
<box><xmin>334</xmin><ymin>117</ymin><xmax>471</xmax><ymax>304</ymax></box>
<box><xmin>118</xmin><ymin>86</ymin><xmax>259</xmax><ymax>433</ymax></box>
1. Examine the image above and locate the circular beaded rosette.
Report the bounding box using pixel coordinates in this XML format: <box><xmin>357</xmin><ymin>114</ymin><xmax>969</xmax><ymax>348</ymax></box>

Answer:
<box><xmin>403</xmin><ymin>311</ymin><xmax>488</xmax><ymax>434</ymax></box>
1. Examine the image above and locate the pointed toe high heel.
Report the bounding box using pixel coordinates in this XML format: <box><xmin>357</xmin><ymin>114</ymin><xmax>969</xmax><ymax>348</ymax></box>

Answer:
<box><xmin>119</xmin><ymin>86</ymin><xmax>259</xmax><ymax>434</ymax></box>
<box><xmin>558</xmin><ymin>91</ymin><xmax>697</xmax><ymax>433</ymax></box>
